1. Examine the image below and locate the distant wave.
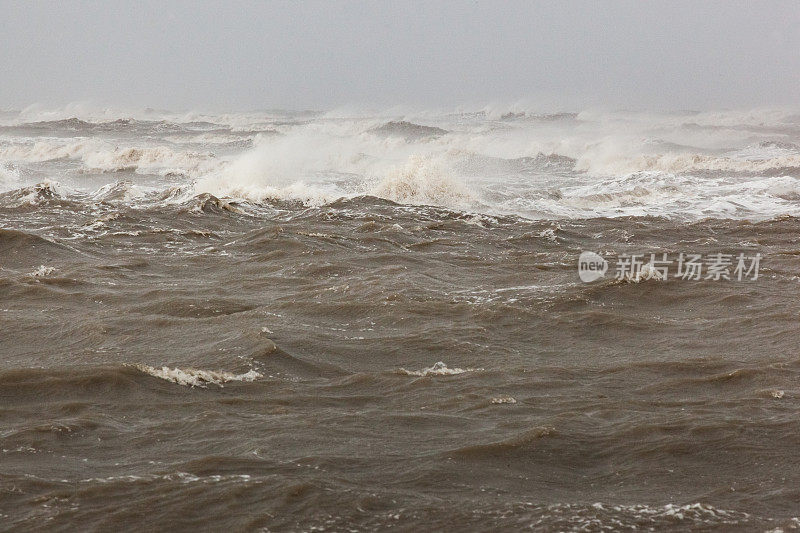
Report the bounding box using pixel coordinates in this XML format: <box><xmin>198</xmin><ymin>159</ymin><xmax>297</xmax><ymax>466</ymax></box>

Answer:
<box><xmin>4</xmin><ymin>164</ymin><xmax>800</xmax><ymax>221</ymax></box>
<box><xmin>368</xmin><ymin>120</ymin><xmax>448</xmax><ymax>140</ymax></box>
<box><xmin>2</xmin><ymin>105</ymin><xmax>800</xmax><ymax>220</ymax></box>
<box><xmin>499</xmin><ymin>111</ymin><xmax>578</xmax><ymax>121</ymax></box>
<box><xmin>580</xmin><ymin>152</ymin><xmax>800</xmax><ymax>175</ymax></box>
<box><xmin>0</xmin><ymin>140</ymin><xmax>219</xmax><ymax>176</ymax></box>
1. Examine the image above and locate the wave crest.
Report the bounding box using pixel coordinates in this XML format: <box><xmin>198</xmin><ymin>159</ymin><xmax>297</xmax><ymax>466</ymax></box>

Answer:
<box><xmin>398</xmin><ymin>361</ymin><xmax>482</xmax><ymax>376</ymax></box>
<box><xmin>370</xmin><ymin>156</ymin><xmax>474</xmax><ymax>208</ymax></box>
<box><xmin>132</xmin><ymin>364</ymin><xmax>262</xmax><ymax>387</ymax></box>
<box><xmin>368</xmin><ymin>120</ymin><xmax>448</xmax><ymax>140</ymax></box>
<box><xmin>589</xmin><ymin>153</ymin><xmax>800</xmax><ymax>175</ymax></box>
<box><xmin>0</xmin><ymin>140</ymin><xmax>218</xmax><ymax>176</ymax></box>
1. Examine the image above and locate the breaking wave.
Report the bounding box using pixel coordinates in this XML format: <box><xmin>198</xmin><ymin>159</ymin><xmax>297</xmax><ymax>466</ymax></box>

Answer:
<box><xmin>520</xmin><ymin>502</ymin><xmax>757</xmax><ymax>531</ymax></box>
<box><xmin>82</xmin><ymin>146</ymin><xmax>217</xmax><ymax>175</ymax></box>
<box><xmin>581</xmin><ymin>152</ymin><xmax>800</xmax><ymax>175</ymax></box>
<box><xmin>132</xmin><ymin>364</ymin><xmax>262</xmax><ymax>387</ymax></box>
<box><xmin>0</xmin><ymin>140</ymin><xmax>219</xmax><ymax>176</ymax></box>
<box><xmin>368</xmin><ymin>120</ymin><xmax>448</xmax><ymax>140</ymax></box>
<box><xmin>369</xmin><ymin>156</ymin><xmax>474</xmax><ymax>208</ymax></box>
<box><xmin>0</xmin><ymin>182</ymin><xmax>66</xmax><ymax>207</ymax></box>
<box><xmin>2</xmin><ymin>105</ymin><xmax>800</xmax><ymax>219</ymax></box>
<box><xmin>398</xmin><ymin>361</ymin><xmax>482</xmax><ymax>376</ymax></box>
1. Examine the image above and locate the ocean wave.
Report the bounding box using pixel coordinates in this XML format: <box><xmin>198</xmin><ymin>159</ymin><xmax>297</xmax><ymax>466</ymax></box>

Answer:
<box><xmin>90</xmin><ymin>181</ymin><xmax>147</xmax><ymax>202</ymax></box>
<box><xmin>545</xmin><ymin>172</ymin><xmax>800</xmax><ymax>219</ymax></box>
<box><xmin>0</xmin><ymin>227</ymin><xmax>61</xmax><ymax>254</ymax></box>
<box><xmin>297</xmin><ymin>500</ymin><xmax>763</xmax><ymax>531</ymax></box>
<box><xmin>572</xmin><ymin>137</ymin><xmax>800</xmax><ymax>176</ymax></box>
<box><xmin>194</xmin><ymin>177</ymin><xmax>337</xmax><ymax>206</ymax></box>
<box><xmin>0</xmin><ymin>140</ymin><xmax>220</xmax><ymax>176</ymax></box>
<box><xmin>451</xmin><ymin>152</ymin><xmax>577</xmax><ymax>176</ymax></box>
<box><xmin>82</xmin><ymin>146</ymin><xmax>217</xmax><ymax>174</ymax></box>
<box><xmin>575</xmin><ymin>106</ymin><xmax>798</xmax><ymax>129</ymax></box>
<box><xmin>77</xmin><ymin>472</ymin><xmax>253</xmax><ymax>486</ymax></box>
<box><xmin>5</xmin><ymin>167</ymin><xmax>800</xmax><ymax>222</ymax></box>
<box><xmin>0</xmin><ymin>139</ymin><xmax>97</xmax><ymax>162</ymax></box>
<box><xmin>1</xmin><ymin>103</ymin><xmax>325</xmax><ymax>131</ymax></box>
<box><xmin>194</xmin><ymin>140</ymin><xmax>477</xmax><ymax>209</ymax></box>
<box><xmin>369</xmin><ymin>156</ymin><xmax>474</xmax><ymax>208</ymax></box>
<box><xmin>583</xmin><ymin>152</ymin><xmax>800</xmax><ymax>175</ymax></box>
<box><xmin>163</xmin><ymin>131</ymin><xmax>268</xmax><ymax>146</ymax></box>
<box><xmin>27</xmin><ymin>265</ymin><xmax>57</xmax><ymax>278</ymax></box>
<box><xmin>449</xmin><ymin>427</ymin><xmax>555</xmax><ymax>457</ymax></box>
<box><xmin>182</xmin><ymin>193</ymin><xmax>244</xmax><ymax>215</ymax></box>
<box><xmin>2</xmin><ymin>106</ymin><xmax>800</xmax><ymax>220</ymax></box>
<box><xmin>132</xmin><ymin>364</ymin><xmax>262</xmax><ymax>387</ymax></box>
<box><xmin>398</xmin><ymin>361</ymin><xmax>482</xmax><ymax>376</ymax></box>
<box><xmin>0</xmin><ymin>226</ymin><xmax>79</xmax><ymax>270</ymax></box>
<box><xmin>21</xmin><ymin>117</ymin><xmax>94</xmax><ymax>130</ymax></box>
<box><xmin>0</xmin><ymin>117</ymin><xmax>186</xmax><ymax>135</ymax></box>
<box><xmin>490</xmin><ymin>396</ymin><xmax>517</xmax><ymax>404</ymax></box>
<box><xmin>527</xmin><ymin>502</ymin><xmax>756</xmax><ymax>531</ymax></box>
<box><xmin>0</xmin><ymin>181</ymin><xmax>65</xmax><ymax>207</ymax></box>
<box><xmin>368</xmin><ymin>120</ymin><xmax>448</xmax><ymax>140</ymax></box>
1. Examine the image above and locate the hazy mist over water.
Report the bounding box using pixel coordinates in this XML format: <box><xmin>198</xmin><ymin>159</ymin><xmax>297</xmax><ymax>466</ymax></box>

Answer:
<box><xmin>1</xmin><ymin>0</ymin><xmax>799</xmax><ymax>111</ymax></box>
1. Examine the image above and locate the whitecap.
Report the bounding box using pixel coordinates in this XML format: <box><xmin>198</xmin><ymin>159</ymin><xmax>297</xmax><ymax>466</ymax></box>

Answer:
<box><xmin>398</xmin><ymin>361</ymin><xmax>482</xmax><ymax>377</ymax></box>
<box><xmin>132</xmin><ymin>364</ymin><xmax>262</xmax><ymax>387</ymax></box>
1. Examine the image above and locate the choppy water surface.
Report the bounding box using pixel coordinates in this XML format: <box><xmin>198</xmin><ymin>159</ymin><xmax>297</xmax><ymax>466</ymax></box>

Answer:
<box><xmin>2</xmin><ymin>106</ymin><xmax>800</xmax><ymax>531</ymax></box>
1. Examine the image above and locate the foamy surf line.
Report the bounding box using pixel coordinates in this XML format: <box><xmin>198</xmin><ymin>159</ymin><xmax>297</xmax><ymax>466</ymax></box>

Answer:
<box><xmin>398</xmin><ymin>361</ymin><xmax>483</xmax><ymax>376</ymax></box>
<box><xmin>132</xmin><ymin>364</ymin><xmax>262</xmax><ymax>387</ymax></box>
<box><xmin>2</xmin><ymin>106</ymin><xmax>800</xmax><ymax>220</ymax></box>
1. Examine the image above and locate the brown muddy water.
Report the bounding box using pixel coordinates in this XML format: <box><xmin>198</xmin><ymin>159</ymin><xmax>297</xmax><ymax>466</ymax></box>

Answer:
<box><xmin>1</xmin><ymin>109</ymin><xmax>800</xmax><ymax>531</ymax></box>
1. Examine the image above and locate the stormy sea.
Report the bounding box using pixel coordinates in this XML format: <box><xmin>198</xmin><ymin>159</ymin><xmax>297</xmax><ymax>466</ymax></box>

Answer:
<box><xmin>2</xmin><ymin>105</ymin><xmax>800</xmax><ymax>531</ymax></box>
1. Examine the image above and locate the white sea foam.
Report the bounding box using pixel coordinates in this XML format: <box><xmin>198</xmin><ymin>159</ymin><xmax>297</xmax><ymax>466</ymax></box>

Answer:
<box><xmin>0</xmin><ymin>140</ymin><xmax>219</xmax><ymax>176</ymax></box>
<box><xmin>185</xmin><ymin>106</ymin><xmax>800</xmax><ymax>219</ymax></box>
<box><xmin>579</xmin><ymin>152</ymin><xmax>800</xmax><ymax>176</ymax></box>
<box><xmin>538</xmin><ymin>172</ymin><xmax>800</xmax><ymax>219</ymax></box>
<box><xmin>7</xmin><ymin>102</ymin><xmax>143</xmax><ymax>125</ymax></box>
<box><xmin>369</xmin><ymin>156</ymin><xmax>474</xmax><ymax>208</ymax></box>
<box><xmin>490</xmin><ymin>396</ymin><xmax>517</xmax><ymax>404</ymax></box>
<box><xmin>192</xmin><ymin>123</ymin><xmax>476</xmax><ymax>207</ymax></box>
<box><xmin>28</xmin><ymin>265</ymin><xmax>56</xmax><ymax>278</ymax></box>
<box><xmin>399</xmin><ymin>361</ymin><xmax>482</xmax><ymax>376</ymax></box>
<box><xmin>536</xmin><ymin>501</ymin><xmax>754</xmax><ymax>529</ymax></box>
<box><xmin>90</xmin><ymin>181</ymin><xmax>148</xmax><ymax>202</ymax></box>
<box><xmin>133</xmin><ymin>364</ymin><xmax>262</xmax><ymax>387</ymax></box>
<box><xmin>3</xmin><ymin>105</ymin><xmax>800</xmax><ymax>220</ymax></box>
<box><xmin>82</xmin><ymin>146</ymin><xmax>218</xmax><ymax>175</ymax></box>
<box><xmin>0</xmin><ymin>139</ymin><xmax>97</xmax><ymax>162</ymax></box>
<box><xmin>1</xmin><ymin>181</ymin><xmax>66</xmax><ymax>206</ymax></box>
<box><xmin>80</xmin><ymin>472</ymin><xmax>252</xmax><ymax>485</ymax></box>
<box><xmin>0</xmin><ymin>164</ymin><xmax>18</xmax><ymax>192</ymax></box>
<box><xmin>163</xmin><ymin>132</ymin><xmax>257</xmax><ymax>145</ymax></box>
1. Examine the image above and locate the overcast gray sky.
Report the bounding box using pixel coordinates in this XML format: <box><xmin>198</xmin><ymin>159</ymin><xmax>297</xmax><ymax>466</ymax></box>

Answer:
<box><xmin>1</xmin><ymin>0</ymin><xmax>798</xmax><ymax>111</ymax></box>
